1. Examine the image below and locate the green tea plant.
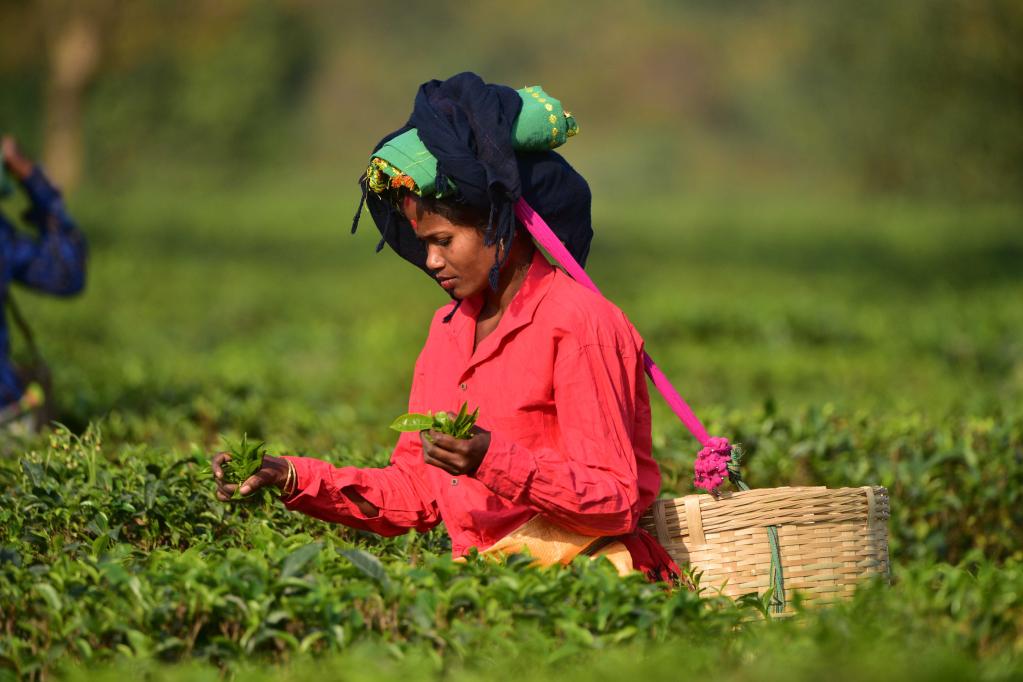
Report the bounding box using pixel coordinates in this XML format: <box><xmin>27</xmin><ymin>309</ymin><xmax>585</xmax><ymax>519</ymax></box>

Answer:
<box><xmin>1</xmin><ymin>187</ymin><xmax>1020</xmax><ymax>680</ymax></box>
<box><xmin>390</xmin><ymin>402</ymin><xmax>479</xmax><ymax>439</ymax></box>
<box><xmin>2</xmin><ymin>425</ymin><xmax>1021</xmax><ymax>680</ymax></box>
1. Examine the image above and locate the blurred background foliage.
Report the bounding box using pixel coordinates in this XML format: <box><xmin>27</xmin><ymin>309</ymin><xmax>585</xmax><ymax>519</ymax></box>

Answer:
<box><xmin>0</xmin><ymin>0</ymin><xmax>1019</xmax><ymax>442</ymax></box>
<box><xmin>1</xmin><ymin>3</ymin><xmax>1022</xmax><ymax>678</ymax></box>
<box><xmin>1</xmin><ymin>0</ymin><xmax>1021</xmax><ymax>199</ymax></box>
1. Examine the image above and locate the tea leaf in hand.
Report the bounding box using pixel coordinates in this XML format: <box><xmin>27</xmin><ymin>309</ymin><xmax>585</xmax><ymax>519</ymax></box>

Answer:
<box><xmin>433</xmin><ymin>411</ymin><xmax>452</xmax><ymax>431</ymax></box>
<box><xmin>388</xmin><ymin>402</ymin><xmax>479</xmax><ymax>439</ymax></box>
<box><xmin>390</xmin><ymin>413</ymin><xmax>435</xmax><ymax>432</ymax></box>
<box><xmin>220</xmin><ymin>433</ymin><xmax>277</xmax><ymax>505</ymax></box>
<box><xmin>452</xmin><ymin>406</ymin><xmax>479</xmax><ymax>439</ymax></box>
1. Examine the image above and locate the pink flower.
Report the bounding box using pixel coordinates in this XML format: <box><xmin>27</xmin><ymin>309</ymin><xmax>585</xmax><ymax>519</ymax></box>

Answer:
<box><xmin>693</xmin><ymin>437</ymin><xmax>732</xmax><ymax>493</ymax></box>
<box><xmin>704</xmin><ymin>436</ymin><xmax>731</xmax><ymax>452</ymax></box>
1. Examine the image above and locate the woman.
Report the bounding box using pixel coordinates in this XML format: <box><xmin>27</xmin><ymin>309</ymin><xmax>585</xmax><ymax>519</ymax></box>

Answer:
<box><xmin>0</xmin><ymin>135</ymin><xmax>87</xmax><ymax>434</ymax></box>
<box><xmin>212</xmin><ymin>73</ymin><xmax>679</xmax><ymax>581</ymax></box>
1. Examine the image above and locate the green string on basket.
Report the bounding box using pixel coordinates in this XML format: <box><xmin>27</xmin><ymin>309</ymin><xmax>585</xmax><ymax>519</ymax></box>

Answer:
<box><xmin>728</xmin><ymin>448</ymin><xmax>787</xmax><ymax>614</ymax></box>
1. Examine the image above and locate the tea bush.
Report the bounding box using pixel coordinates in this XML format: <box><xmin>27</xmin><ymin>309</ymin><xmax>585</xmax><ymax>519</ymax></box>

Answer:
<box><xmin>2</xmin><ymin>413</ymin><xmax>1021</xmax><ymax>680</ymax></box>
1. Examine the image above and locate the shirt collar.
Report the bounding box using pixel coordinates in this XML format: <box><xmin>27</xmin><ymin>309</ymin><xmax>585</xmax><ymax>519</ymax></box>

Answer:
<box><xmin>449</xmin><ymin>250</ymin><xmax>556</xmax><ymax>367</ymax></box>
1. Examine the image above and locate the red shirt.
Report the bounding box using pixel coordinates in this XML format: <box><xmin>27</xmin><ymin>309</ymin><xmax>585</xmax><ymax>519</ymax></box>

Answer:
<box><xmin>284</xmin><ymin>251</ymin><xmax>661</xmax><ymax>557</ymax></box>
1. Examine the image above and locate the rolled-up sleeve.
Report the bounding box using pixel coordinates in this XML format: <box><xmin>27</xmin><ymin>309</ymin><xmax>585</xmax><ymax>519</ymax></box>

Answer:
<box><xmin>473</xmin><ymin>337</ymin><xmax>646</xmax><ymax>536</ymax></box>
<box><xmin>282</xmin><ymin>430</ymin><xmax>441</xmax><ymax>536</ymax></box>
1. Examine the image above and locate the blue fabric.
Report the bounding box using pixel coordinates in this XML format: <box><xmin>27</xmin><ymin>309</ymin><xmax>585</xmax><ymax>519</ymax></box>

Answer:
<box><xmin>412</xmin><ymin>73</ymin><xmax>524</xmax><ymax>214</ymax></box>
<box><xmin>0</xmin><ymin>166</ymin><xmax>87</xmax><ymax>406</ymax></box>
<box><xmin>359</xmin><ymin>72</ymin><xmax>593</xmax><ymax>285</ymax></box>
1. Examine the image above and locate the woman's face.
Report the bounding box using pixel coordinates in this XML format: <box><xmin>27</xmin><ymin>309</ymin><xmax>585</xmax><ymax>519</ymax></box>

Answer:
<box><xmin>402</xmin><ymin>199</ymin><xmax>496</xmax><ymax>300</ymax></box>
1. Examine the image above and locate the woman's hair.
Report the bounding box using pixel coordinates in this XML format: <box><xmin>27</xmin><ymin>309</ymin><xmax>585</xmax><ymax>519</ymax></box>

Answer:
<box><xmin>396</xmin><ymin>188</ymin><xmax>490</xmax><ymax>232</ymax></box>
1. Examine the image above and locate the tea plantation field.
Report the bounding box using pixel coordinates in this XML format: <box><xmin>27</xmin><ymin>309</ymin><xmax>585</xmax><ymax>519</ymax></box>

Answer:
<box><xmin>1</xmin><ymin>183</ymin><xmax>1021</xmax><ymax>680</ymax></box>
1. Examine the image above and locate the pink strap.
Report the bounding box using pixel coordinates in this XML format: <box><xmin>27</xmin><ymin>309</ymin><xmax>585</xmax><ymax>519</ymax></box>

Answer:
<box><xmin>515</xmin><ymin>199</ymin><xmax>711</xmax><ymax>447</ymax></box>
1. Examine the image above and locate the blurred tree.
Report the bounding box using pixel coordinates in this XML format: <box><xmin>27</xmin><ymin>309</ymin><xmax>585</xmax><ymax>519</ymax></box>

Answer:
<box><xmin>38</xmin><ymin>0</ymin><xmax>119</xmax><ymax>191</ymax></box>
<box><xmin>79</xmin><ymin>0</ymin><xmax>316</xmax><ymax>183</ymax></box>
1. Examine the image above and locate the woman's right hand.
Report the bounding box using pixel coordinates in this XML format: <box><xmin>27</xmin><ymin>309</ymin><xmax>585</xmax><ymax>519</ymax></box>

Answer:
<box><xmin>211</xmin><ymin>452</ymin><xmax>291</xmax><ymax>502</ymax></box>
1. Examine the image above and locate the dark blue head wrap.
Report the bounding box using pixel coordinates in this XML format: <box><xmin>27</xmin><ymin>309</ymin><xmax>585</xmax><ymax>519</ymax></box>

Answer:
<box><xmin>353</xmin><ymin>72</ymin><xmax>593</xmax><ymax>288</ymax></box>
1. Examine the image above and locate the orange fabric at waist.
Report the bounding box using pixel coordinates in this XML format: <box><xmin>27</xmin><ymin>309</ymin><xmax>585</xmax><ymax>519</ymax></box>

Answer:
<box><xmin>472</xmin><ymin>515</ymin><xmax>635</xmax><ymax>576</ymax></box>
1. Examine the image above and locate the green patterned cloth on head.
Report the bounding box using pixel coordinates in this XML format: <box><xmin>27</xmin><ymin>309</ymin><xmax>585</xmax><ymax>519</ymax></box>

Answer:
<box><xmin>366</xmin><ymin>85</ymin><xmax>578</xmax><ymax>199</ymax></box>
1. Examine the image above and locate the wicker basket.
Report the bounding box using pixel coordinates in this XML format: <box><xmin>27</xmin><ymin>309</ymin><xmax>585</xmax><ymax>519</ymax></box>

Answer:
<box><xmin>639</xmin><ymin>485</ymin><xmax>890</xmax><ymax>609</ymax></box>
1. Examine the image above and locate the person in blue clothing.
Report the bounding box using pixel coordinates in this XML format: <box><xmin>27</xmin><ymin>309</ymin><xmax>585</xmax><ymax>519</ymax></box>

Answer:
<box><xmin>0</xmin><ymin>135</ymin><xmax>87</xmax><ymax>433</ymax></box>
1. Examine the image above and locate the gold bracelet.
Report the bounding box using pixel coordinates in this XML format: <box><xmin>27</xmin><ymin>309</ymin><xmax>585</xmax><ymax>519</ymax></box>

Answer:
<box><xmin>280</xmin><ymin>462</ymin><xmax>291</xmax><ymax>496</ymax></box>
<box><xmin>281</xmin><ymin>460</ymin><xmax>292</xmax><ymax>496</ymax></box>
<box><xmin>283</xmin><ymin>459</ymin><xmax>297</xmax><ymax>497</ymax></box>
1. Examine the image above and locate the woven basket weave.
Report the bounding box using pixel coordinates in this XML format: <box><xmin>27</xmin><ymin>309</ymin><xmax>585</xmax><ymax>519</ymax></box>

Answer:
<box><xmin>639</xmin><ymin>485</ymin><xmax>890</xmax><ymax>608</ymax></box>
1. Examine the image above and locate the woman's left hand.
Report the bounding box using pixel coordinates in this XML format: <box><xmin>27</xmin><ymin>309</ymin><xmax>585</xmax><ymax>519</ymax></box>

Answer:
<box><xmin>421</xmin><ymin>424</ymin><xmax>491</xmax><ymax>476</ymax></box>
